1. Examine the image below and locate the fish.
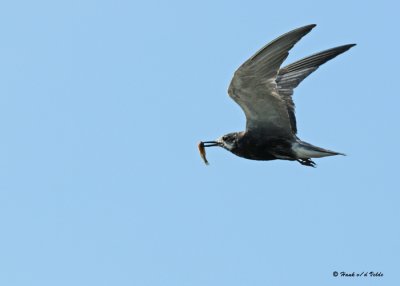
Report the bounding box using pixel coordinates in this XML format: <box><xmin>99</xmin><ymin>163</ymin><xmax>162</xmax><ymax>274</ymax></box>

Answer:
<box><xmin>198</xmin><ymin>141</ymin><xmax>209</xmax><ymax>165</ymax></box>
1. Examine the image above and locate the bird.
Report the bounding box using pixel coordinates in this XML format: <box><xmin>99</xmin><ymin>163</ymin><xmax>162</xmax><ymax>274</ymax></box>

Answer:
<box><xmin>200</xmin><ymin>24</ymin><xmax>355</xmax><ymax>167</ymax></box>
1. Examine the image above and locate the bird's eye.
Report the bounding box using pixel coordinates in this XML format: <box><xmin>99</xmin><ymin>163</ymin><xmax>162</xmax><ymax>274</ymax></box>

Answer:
<box><xmin>222</xmin><ymin>136</ymin><xmax>227</xmax><ymax>141</ymax></box>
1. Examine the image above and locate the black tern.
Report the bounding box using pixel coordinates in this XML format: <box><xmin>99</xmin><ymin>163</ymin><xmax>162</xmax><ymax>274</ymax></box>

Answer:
<box><xmin>200</xmin><ymin>24</ymin><xmax>355</xmax><ymax>167</ymax></box>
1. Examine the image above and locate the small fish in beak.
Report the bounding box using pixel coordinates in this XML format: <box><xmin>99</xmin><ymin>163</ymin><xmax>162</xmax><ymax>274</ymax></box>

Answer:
<box><xmin>198</xmin><ymin>141</ymin><xmax>220</xmax><ymax>165</ymax></box>
<box><xmin>198</xmin><ymin>141</ymin><xmax>209</xmax><ymax>165</ymax></box>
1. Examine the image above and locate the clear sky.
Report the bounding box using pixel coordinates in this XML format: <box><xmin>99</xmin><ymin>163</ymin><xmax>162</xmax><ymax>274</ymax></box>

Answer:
<box><xmin>0</xmin><ymin>0</ymin><xmax>399</xmax><ymax>285</ymax></box>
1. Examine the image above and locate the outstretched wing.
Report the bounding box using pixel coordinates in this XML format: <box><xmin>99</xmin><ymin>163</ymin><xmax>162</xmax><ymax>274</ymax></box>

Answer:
<box><xmin>228</xmin><ymin>24</ymin><xmax>316</xmax><ymax>138</ymax></box>
<box><xmin>276</xmin><ymin>44</ymin><xmax>356</xmax><ymax>133</ymax></box>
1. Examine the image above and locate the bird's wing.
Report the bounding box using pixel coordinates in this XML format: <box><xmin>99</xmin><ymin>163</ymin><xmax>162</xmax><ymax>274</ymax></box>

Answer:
<box><xmin>276</xmin><ymin>44</ymin><xmax>356</xmax><ymax>133</ymax></box>
<box><xmin>228</xmin><ymin>24</ymin><xmax>316</xmax><ymax>138</ymax></box>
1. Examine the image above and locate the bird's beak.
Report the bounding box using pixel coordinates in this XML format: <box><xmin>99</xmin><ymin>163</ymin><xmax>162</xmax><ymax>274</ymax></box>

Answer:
<box><xmin>201</xmin><ymin>141</ymin><xmax>221</xmax><ymax>147</ymax></box>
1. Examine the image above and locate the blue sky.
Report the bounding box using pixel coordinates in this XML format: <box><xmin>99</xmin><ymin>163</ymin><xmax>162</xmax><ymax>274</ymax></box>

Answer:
<box><xmin>0</xmin><ymin>0</ymin><xmax>399</xmax><ymax>285</ymax></box>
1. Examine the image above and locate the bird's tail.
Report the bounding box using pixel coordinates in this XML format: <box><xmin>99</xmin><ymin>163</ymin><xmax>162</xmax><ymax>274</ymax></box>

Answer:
<box><xmin>292</xmin><ymin>140</ymin><xmax>345</xmax><ymax>159</ymax></box>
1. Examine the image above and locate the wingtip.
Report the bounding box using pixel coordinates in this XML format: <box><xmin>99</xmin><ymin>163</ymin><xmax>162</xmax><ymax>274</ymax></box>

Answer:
<box><xmin>300</xmin><ymin>24</ymin><xmax>317</xmax><ymax>31</ymax></box>
<box><xmin>287</xmin><ymin>24</ymin><xmax>316</xmax><ymax>38</ymax></box>
<box><xmin>290</xmin><ymin>24</ymin><xmax>316</xmax><ymax>34</ymax></box>
<box><xmin>347</xmin><ymin>43</ymin><xmax>357</xmax><ymax>48</ymax></box>
<box><xmin>305</xmin><ymin>24</ymin><xmax>317</xmax><ymax>30</ymax></box>
<box><xmin>332</xmin><ymin>43</ymin><xmax>357</xmax><ymax>53</ymax></box>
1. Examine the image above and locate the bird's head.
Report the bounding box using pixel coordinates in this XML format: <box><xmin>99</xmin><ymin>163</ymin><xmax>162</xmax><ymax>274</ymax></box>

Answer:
<box><xmin>202</xmin><ymin>132</ymin><xmax>240</xmax><ymax>151</ymax></box>
<box><xmin>199</xmin><ymin>132</ymin><xmax>242</xmax><ymax>165</ymax></box>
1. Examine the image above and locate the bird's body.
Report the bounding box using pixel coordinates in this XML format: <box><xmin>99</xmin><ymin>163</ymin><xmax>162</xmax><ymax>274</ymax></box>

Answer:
<box><xmin>200</xmin><ymin>24</ymin><xmax>355</xmax><ymax>167</ymax></box>
<box><xmin>219</xmin><ymin>132</ymin><xmax>291</xmax><ymax>161</ymax></box>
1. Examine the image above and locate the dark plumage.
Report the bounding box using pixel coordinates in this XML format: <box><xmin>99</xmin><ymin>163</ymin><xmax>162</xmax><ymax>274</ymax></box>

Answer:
<box><xmin>200</xmin><ymin>24</ymin><xmax>355</xmax><ymax>167</ymax></box>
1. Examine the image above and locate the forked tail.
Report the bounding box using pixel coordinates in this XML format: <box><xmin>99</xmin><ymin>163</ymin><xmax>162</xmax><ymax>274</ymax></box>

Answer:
<box><xmin>292</xmin><ymin>140</ymin><xmax>345</xmax><ymax>159</ymax></box>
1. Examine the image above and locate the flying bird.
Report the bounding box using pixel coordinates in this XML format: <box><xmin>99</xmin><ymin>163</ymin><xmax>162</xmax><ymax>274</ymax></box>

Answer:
<box><xmin>200</xmin><ymin>24</ymin><xmax>355</xmax><ymax>167</ymax></box>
